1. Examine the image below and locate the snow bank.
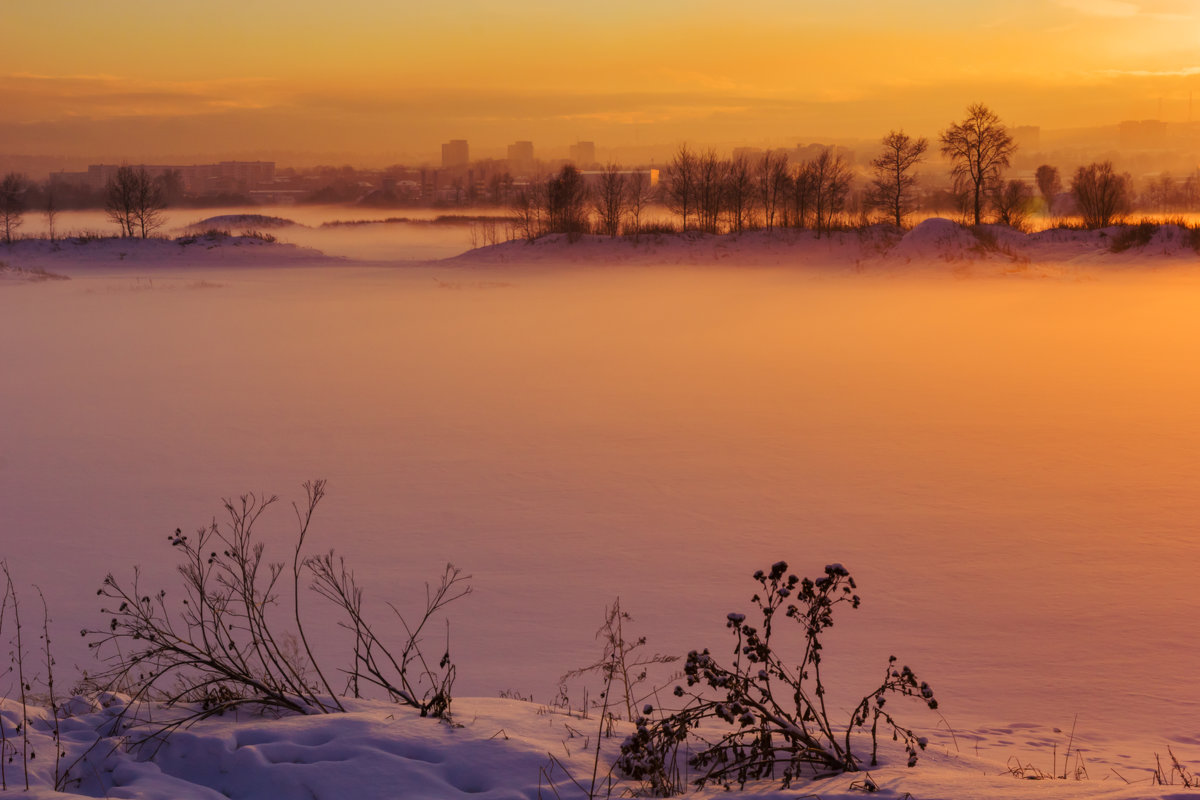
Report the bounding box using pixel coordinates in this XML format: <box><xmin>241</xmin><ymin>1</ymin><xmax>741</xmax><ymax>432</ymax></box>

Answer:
<box><xmin>1105</xmin><ymin>224</ymin><xmax>1200</xmax><ymax>261</ymax></box>
<box><xmin>447</xmin><ymin>229</ymin><xmax>868</xmax><ymax>270</ymax></box>
<box><xmin>0</xmin><ymin>234</ymin><xmax>337</xmax><ymax>272</ymax></box>
<box><xmin>887</xmin><ymin>218</ymin><xmax>999</xmax><ymax>263</ymax></box>
<box><xmin>5</xmin><ymin>694</ymin><xmax>1189</xmax><ymax>800</ymax></box>
<box><xmin>446</xmin><ymin>219</ymin><xmax>1199</xmax><ymax>276</ymax></box>
<box><xmin>0</xmin><ymin>262</ymin><xmax>69</xmax><ymax>283</ymax></box>
<box><xmin>3</xmin><ymin>218</ymin><xmax>1198</xmax><ymax>276</ymax></box>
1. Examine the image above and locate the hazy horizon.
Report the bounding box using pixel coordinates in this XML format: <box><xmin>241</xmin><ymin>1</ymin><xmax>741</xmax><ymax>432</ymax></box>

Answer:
<box><xmin>4</xmin><ymin>1</ymin><xmax>1199</xmax><ymax>166</ymax></box>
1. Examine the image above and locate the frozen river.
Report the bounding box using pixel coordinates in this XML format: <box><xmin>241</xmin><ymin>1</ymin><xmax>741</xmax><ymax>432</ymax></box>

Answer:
<box><xmin>3</xmin><ymin>254</ymin><xmax>1200</xmax><ymax>772</ymax></box>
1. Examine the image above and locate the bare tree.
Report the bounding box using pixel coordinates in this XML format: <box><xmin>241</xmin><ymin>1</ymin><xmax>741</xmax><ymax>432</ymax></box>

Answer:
<box><xmin>156</xmin><ymin>169</ymin><xmax>185</xmax><ymax>205</ymax></box>
<box><xmin>592</xmin><ymin>164</ymin><xmax>627</xmax><ymax>237</ymax></box>
<box><xmin>755</xmin><ymin>150</ymin><xmax>789</xmax><ymax>231</ymax></box>
<box><xmin>44</xmin><ymin>183</ymin><xmax>58</xmax><ymax>242</ymax></box>
<box><xmin>694</xmin><ymin>149</ymin><xmax>726</xmax><ymax>234</ymax></box>
<box><xmin>990</xmin><ymin>179</ymin><xmax>1035</xmax><ymax>230</ymax></box>
<box><xmin>106</xmin><ymin>166</ymin><xmax>138</xmax><ymax>238</ymax></box>
<box><xmin>1182</xmin><ymin>169</ymin><xmax>1200</xmax><ymax>211</ymax></box>
<box><xmin>0</xmin><ymin>173</ymin><xmax>27</xmax><ymax>244</ymax></box>
<box><xmin>665</xmin><ymin>144</ymin><xmax>697</xmax><ymax>231</ymax></box>
<box><xmin>509</xmin><ymin>169</ymin><xmax>548</xmax><ymax>242</ymax></box>
<box><xmin>787</xmin><ymin>162</ymin><xmax>816</xmax><ymax>229</ymax></box>
<box><xmin>509</xmin><ymin>183</ymin><xmax>543</xmax><ymax>242</ymax></box>
<box><xmin>723</xmin><ymin>154</ymin><xmax>754</xmax><ymax>233</ymax></box>
<box><xmin>810</xmin><ymin>148</ymin><xmax>853</xmax><ymax>237</ymax></box>
<box><xmin>134</xmin><ymin>171</ymin><xmax>168</xmax><ymax>238</ymax></box>
<box><xmin>940</xmin><ymin>104</ymin><xmax>1016</xmax><ymax>226</ymax></box>
<box><xmin>624</xmin><ymin>170</ymin><xmax>656</xmax><ymax>240</ymax></box>
<box><xmin>1035</xmin><ymin>164</ymin><xmax>1062</xmax><ymax>218</ymax></box>
<box><xmin>1071</xmin><ymin>161</ymin><xmax>1130</xmax><ymax>229</ymax></box>
<box><xmin>546</xmin><ymin>164</ymin><xmax>589</xmax><ymax>240</ymax></box>
<box><xmin>106</xmin><ymin>166</ymin><xmax>166</xmax><ymax>239</ymax></box>
<box><xmin>868</xmin><ymin>130</ymin><xmax>928</xmax><ymax>228</ymax></box>
<box><xmin>1147</xmin><ymin>173</ymin><xmax>1175</xmax><ymax>213</ymax></box>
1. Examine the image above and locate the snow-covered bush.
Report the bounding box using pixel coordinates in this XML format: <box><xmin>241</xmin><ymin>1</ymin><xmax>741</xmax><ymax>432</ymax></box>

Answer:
<box><xmin>616</xmin><ymin>562</ymin><xmax>938</xmax><ymax>794</ymax></box>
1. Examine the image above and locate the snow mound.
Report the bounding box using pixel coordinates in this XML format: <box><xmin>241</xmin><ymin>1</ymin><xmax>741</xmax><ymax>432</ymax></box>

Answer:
<box><xmin>187</xmin><ymin>214</ymin><xmax>299</xmax><ymax>231</ymax></box>
<box><xmin>887</xmin><ymin>219</ymin><xmax>1023</xmax><ymax>263</ymax></box>
<box><xmin>1108</xmin><ymin>224</ymin><xmax>1200</xmax><ymax>259</ymax></box>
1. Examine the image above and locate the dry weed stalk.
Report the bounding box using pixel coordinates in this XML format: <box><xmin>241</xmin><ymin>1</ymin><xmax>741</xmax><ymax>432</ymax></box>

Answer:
<box><xmin>83</xmin><ymin>481</ymin><xmax>469</xmax><ymax>744</ymax></box>
<box><xmin>618</xmin><ymin>562</ymin><xmax>938</xmax><ymax>794</ymax></box>
<box><xmin>0</xmin><ymin>561</ymin><xmax>31</xmax><ymax>790</ymax></box>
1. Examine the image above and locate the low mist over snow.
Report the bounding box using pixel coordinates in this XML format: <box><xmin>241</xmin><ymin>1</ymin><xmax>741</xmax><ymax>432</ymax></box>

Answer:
<box><xmin>3</xmin><ymin>219</ymin><xmax>1200</xmax><ymax>798</ymax></box>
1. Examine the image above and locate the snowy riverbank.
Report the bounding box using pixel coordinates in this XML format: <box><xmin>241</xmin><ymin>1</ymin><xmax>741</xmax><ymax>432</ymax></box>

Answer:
<box><xmin>5</xmin><ymin>693</ymin><xmax>1193</xmax><ymax>800</ymax></box>
<box><xmin>3</xmin><ymin>219</ymin><xmax>1199</xmax><ymax>277</ymax></box>
<box><xmin>447</xmin><ymin>219</ymin><xmax>1200</xmax><ymax>275</ymax></box>
<box><xmin>0</xmin><ymin>231</ymin><xmax>337</xmax><ymax>273</ymax></box>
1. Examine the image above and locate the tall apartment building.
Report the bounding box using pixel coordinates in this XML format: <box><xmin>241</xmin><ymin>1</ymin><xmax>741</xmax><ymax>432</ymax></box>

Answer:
<box><xmin>442</xmin><ymin>140</ymin><xmax>470</xmax><ymax>169</ymax></box>
<box><xmin>507</xmin><ymin>141</ymin><xmax>534</xmax><ymax>171</ymax></box>
<box><xmin>569</xmin><ymin>141</ymin><xmax>596</xmax><ymax>166</ymax></box>
<box><xmin>57</xmin><ymin>161</ymin><xmax>275</xmax><ymax>195</ymax></box>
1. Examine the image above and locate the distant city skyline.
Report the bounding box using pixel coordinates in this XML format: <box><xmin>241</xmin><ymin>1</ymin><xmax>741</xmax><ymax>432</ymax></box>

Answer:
<box><xmin>3</xmin><ymin>1</ymin><xmax>1198</xmax><ymax>164</ymax></box>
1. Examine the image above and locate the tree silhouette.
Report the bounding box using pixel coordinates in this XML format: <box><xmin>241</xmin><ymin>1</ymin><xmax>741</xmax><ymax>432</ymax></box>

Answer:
<box><xmin>0</xmin><ymin>173</ymin><xmax>27</xmax><ymax>244</ymax></box>
<box><xmin>665</xmin><ymin>144</ymin><xmax>697</xmax><ymax>231</ymax></box>
<box><xmin>990</xmin><ymin>179</ymin><xmax>1034</xmax><ymax>230</ymax></box>
<box><xmin>624</xmin><ymin>170</ymin><xmax>656</xmax><ymax>240</ymax></box>
<box><xmin>940</xmin><ymin>104</ymin><xmax>1016</xmax><ymax>226</ymax></box>
<box><xmin>723</xmin><ymin>154</ymin><xmax>754</xmax><ymax>233</ymax></box>
<box><xmin>695</xmin><ymin>149</ymin><xmax>726</xmax><ymax>234</ymax></box>
<box><xmin>1071</xmin><ymin>161</ymin><xmax>1130</xmax><ymax>229</ymax></box>
<box><xmin>1035</xmin><ymin>165</ymin><xmax>1062</xmax><ymax>218</ymax></box>
<box><xmin>756</xmin><ymin>150</ymin><xmax>789</xmax><ymax>231</ymax></box>
<box><xmin>105</xmin><ymin>166</ymin><xmax>167</xmax><ymax>239</ymax></box>
<box><xmin>546</xmin><ymin>164</ymin><xmax>589</xmax><ymax>240</ymax></box>
<box><xmin>592</xmin><ymin>164</ymin><xmax>627</xmax><ymax>237</ymax></box>
<box><xmin>868</xmin><ymin>131</ymin><xmax>928</xmax><ymax>228</ymax></box>
<box><xmin>810</xmin><ymin>148</ymin><xmax>853</xmax><ymax>237</ymax></box>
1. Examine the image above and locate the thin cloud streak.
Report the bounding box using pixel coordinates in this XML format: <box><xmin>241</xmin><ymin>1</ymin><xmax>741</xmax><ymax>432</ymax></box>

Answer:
<box><xmin>1055</xmin><ymin>0</ymin><xmax>1141</xmax><ymax>17</ymax></box>
<box><xmin>1101</xmin><ymin>66</ymin><xmax>1200</xmax><ymax>77</ymax></box>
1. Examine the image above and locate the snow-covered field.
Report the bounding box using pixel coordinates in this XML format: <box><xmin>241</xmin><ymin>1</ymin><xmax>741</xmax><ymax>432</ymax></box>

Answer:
<box><xmin>6</xmin><ymin>694</ymin><xmax>1193</xmax><ymax>800</ymax></box>
<box><xmin>2</xmin><ymin>218</ymin><xmax>1200</xmax><ymax>798</ymax></box>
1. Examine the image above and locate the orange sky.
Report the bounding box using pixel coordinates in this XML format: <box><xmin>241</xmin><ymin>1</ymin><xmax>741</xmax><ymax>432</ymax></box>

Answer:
<box><xmin>3</xmin><ymin>0</ymin><xmax>1198</xmax><ymax>164</ymax></box>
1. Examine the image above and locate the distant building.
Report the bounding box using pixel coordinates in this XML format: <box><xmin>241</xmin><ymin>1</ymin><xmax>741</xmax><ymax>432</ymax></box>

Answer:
<box><xmin>732</xmin><ymin>147</ymin><xmax>765</xmax><ymax>162</ymax></box>
<box><xmin>1009</xmin><ymin>126</ymin><xmax>1041</xmax><ymax>153</ymax></box>
<box><xmin>569</xmin><ymin>141</ymin><xmax>596</xmax><ymax>166</ymax></box>
<box><xmin>1119</xmin><ymin>120</ymin><xmax>1168</xmax><ymax>150</ymax></box>
<box><xmin>507</xmin><ymin>140</ymin><xmax>534</xmax><ymax>169</ymax></box>
<box><xmin>442</xmin><ymin>140</ymin><xmax>470</xmax><ymax>169</ymax></box>
<box><xmin>579</xmin><ymin>168</ymin><xmax>659</xmax><ymax>188</ymax></box>
<box><xmin>58</xmin><ymin>161</ymin><xmax>275</xmax><ymax>195</ymax></box>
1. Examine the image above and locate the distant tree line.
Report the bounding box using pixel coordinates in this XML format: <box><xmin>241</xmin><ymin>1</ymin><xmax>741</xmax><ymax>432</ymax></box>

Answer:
<box><xmin>503</xmin><ymin>103</ymin><xmax>1175</xmax><ymax>242</ymax></box>
<box><xmin>510</xmin><ymin>164</ymin><xmax>658</xmax><ymax>242</ymax></box>
<box><xmin>5</xmin><ymin>103</ymin><xmax>1200</xmax><ymax>244</ymax></box>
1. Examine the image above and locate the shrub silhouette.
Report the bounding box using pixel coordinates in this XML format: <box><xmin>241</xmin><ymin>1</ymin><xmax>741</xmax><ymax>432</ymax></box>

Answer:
<box><xmin>617</xmin><ymin>562</ymin><xmax>937</xmax><ymax>794</ymax></box>
<box><xmin>83</xmin><ymin>481</ymin><xmax>469</xmax><ymax>742</ymax></box>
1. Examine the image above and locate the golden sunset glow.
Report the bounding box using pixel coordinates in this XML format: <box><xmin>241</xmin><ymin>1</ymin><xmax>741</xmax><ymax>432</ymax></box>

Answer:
<box><xmin>4</xmin><ymin>0</ymin><xmax>1199</xmax><ymax>162</ymax></box>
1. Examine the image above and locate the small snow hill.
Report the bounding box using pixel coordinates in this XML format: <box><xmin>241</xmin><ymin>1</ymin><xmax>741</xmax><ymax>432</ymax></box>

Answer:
<box><xmin>185</xmin><ymin>214</ymin><xmax>300</xmax><ymax>232</ymax></box>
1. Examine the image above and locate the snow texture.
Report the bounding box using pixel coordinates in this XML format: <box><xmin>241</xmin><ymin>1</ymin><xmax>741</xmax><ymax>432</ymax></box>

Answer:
<box><xmin>3</xmin><ymin>695</ymin><xmax>1190</xmax><ymax>800</ymax></box>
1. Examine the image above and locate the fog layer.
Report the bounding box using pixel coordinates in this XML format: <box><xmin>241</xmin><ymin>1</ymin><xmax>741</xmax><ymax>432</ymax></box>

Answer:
<box><xmin>3</xmin><ymin>262</ymin><xmax>1198</xmax><ymax>764</ymax></box>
